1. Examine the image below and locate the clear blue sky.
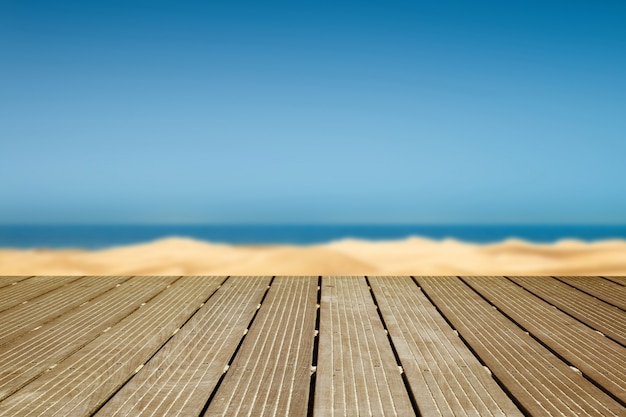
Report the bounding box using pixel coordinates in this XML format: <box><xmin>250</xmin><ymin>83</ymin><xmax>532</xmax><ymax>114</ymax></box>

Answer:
<box><xmin>1</xmin><ymin>1</ymin><xmax>625</xmax><ymax>224</ymax></box>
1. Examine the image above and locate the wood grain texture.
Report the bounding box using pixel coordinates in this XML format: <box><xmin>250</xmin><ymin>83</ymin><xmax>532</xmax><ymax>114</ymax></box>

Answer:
<box><xmin>0</xmin><ymin>276</ymin><xmax>32</xmax><ymax>290</ymax></box>
<box><xmin>462</xmin><ymin>276</ymin><xmax>626</xmax><ymax>403</ymax></box>
<box><xmin>370</xmin><ymin>276</ymin><xmax>522</xmax><ymax>417</ymax></box>
<box><xmin>415</xmin><ymin>276</ymin><xmax>626</xmax><ymax>417</ymax></box>
<box><xmin>96</xmin><ymin>276</ymin><xmax>271</xmax><ymax>417</ymax></box>
<box><xmin>0</xmin><ymin>276</ymin><xmax>224</xmax><ymax>417</ymax></box>
<box><xmin>555</xmin><ymin>276</ymin><xmax>626</xmax><ymax>310</ymax></box>
<box><xmin>315</xmin><ymin>276</ymin><xmax>415</xmax><ymax>417</ymax></box>
<box><xmin>0</xmin><ymin>276</ymin><xmax>131</xmax><ymax>346</ymax></box>
<box><xmin>1</xmin><ymin>276</ymin><xmax>624</xmax><ymax>417</ymax></box>
<box><xmin>0</xmin><ymin>276</ymin><xmax>82</xmax><ymax>313</ymax></box>
<box><xmin>602</xmin><ymin>276</ymin><xmax>626</xmax><ymax>286</ymax></box>
<box><xmin>509</xmin><ymin>276</ymin><xmax>626</xmax><ymax>346</ymax></box>
<box><xmin>205</xmin><ymin>276</ymin><xmax>318</xmax><ymax>417</ymax></box>
<box><xmin>0</xmin><ymin>276</ymin><xmax>177</xmax><ymax>402</ymax></box>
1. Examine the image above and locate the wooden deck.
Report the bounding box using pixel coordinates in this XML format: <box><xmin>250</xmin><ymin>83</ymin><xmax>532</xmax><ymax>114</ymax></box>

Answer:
<box><xmin>0</xmin><ymin>276</ymin><xmax>624</xmax><ymax>417</ymax></box>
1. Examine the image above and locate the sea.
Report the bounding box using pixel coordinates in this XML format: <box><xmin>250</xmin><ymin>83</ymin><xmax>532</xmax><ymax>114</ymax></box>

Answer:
<box><xmin>1</xmin><ymin>224</ymin><xmax>626</xmax><ymax>249</ymax></box>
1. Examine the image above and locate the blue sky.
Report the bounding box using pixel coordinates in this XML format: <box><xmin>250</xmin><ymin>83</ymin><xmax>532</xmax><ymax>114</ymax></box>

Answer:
<box><xmin>1</xmin><ymin>1</ymin><xmax>625</xmax><ymax>224</ymax></box>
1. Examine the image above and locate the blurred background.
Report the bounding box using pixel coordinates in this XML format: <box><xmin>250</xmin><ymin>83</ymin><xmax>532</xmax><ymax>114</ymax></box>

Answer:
<box><xmin>1</xmin><ymin>1</ymin><xmax>625</xmax><ymax>249</ymax></box>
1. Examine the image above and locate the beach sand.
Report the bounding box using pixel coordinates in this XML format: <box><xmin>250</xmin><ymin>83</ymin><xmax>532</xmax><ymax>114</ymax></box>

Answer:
<box><xmin>2</xmin><ymin>236</ymin><xmax>626</xmax><ymax>275</ymax></box>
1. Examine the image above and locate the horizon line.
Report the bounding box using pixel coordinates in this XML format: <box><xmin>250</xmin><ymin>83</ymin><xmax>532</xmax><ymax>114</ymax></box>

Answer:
<box><xmin>2</xmin><ymin>223</ymin><xmax>626</xmax><ymax>227</ymax></box>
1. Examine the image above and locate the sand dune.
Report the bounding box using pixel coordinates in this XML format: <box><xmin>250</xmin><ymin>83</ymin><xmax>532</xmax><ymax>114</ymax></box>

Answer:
<box><xmin>0</xmin><ymin>237</ymin><xmax>626</xmax><ymax>275</ymax></box>
<box><xmin>1</xmin><ymin>236</ymin><xmax>626</xmax><ymax>275</ymax></box>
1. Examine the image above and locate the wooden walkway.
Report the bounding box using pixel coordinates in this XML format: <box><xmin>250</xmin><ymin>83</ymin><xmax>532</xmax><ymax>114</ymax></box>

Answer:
<box><xmin>0</xmin><ymin>276</ymin><xmax>624</xmax><ymax>417</ymax></box>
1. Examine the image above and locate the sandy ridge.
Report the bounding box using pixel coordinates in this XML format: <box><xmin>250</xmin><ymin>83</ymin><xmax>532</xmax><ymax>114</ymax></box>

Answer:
<box><xmin>1</xmin><ymin>237</ymin><xmax>625</xmax><ymax>276</ymax></box>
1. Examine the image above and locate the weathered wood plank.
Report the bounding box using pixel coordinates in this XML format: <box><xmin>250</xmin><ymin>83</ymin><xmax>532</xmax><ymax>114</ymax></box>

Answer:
<box><xmin>2</xmin><ymin>275</ymin><xmax>624</xmax><ymax>416</ymax></box>
<box><xmin>555</xmin><ymin>276</ymin><xmax>626</xmax><ymax>310</ymax></box>
<box><xmin>0</xmin><ymin>276</ymin><xmax>82</xmax><ymax>313</ymax></box>
<box><xmin>601</xmin><ymin>276</ymin><xmax>626</xmax><ymax>286</ymax></box>
<box><xmin>96</xmin><ymin>276</ymin><xmax>271</xmax><ymax>417</ymax></box>
<box><xmin>0</xmin><ymin>276</ymin><xmax>131</xmax><ymax>346</ymax></box>
<box><xmin>0</xmin><ymin>276</ymin><xmax>224</xmax><ymax>417</ymax></box>
<box><xmin>0</xmin><ymin>276</ymin><xmax>32</xmax><ymax>290</ymax></box>
<box><xmin>509</xmin><ymin>276</ymin><xmax>626</xmax><ymax>346</ymax></box>
<box><xmin>315</xmin><ymin>276</ymin><xmax>415</xmax><ymax>417</ymax></box>
<box><xmin>370</xmin><ymin>276</ymin><xmax>523</xmax><ymax>416</ymax></box>
<box><xmin>205</xmin><ymin>276</ymin><xmax>317</xmax><ymax>417</ymax></box>
<box><xmin>415</xmin><ymin>276</ymin><xmax>626</xmax><ymax>417</ymax></box>
<box><xmin>0</xmin><ymin>276</ymin><xmax>178</xmax><ymax>402</ymax></box>
<box><xmin>463</xmin><ymin>276</ymin><xmax>626</xmax><ymax>403</ymax></box>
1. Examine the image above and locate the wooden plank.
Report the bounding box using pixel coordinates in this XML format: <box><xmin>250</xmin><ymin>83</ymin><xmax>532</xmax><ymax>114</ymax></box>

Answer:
<box><xmin>415</xmin><ymin>276</ymin><xmax>626</xmax><ymax>417</ymax></box>
<box><xmin>369</xmin><ymin>276</ymin><xmax>523</xmax><ymax>416</ymax></box>
<box><xmin>0</xmin><ymin>276</ymin><xmax>82</xmax><ymax>313</ymax></box>
<box><xmin>96</xmin><ymin>276</ymin><xmax>271</xmax><ymax>417</ymax></box>
<box><xmin>602</xmin><ymin>276</ymin><xmax>626</xmax><ymax>286</ymax></box>
<box><xmin>205</xmin><ymin>276</ymin><xmax>317</xmax><ymax>417</ymax></box>
<box><xmin>0</xmin><ymin>276</ymin><xmax>131</xmax><ymax>346</ymax></box>
<box><xmin>0</xmin><ymin>276</ymin><xmax>32</xmax><ymax>290</ymax></box>
<box><xmin>0</xmin><ymin>275</ymin><xmax>178</xmax><ymax>401</ymax></box>
<box><xmin>314</xmin><ymin>276</ymin><xmax>416</xmax><ymax>417</ymax></box>
<box><xmin>463</xmin><ymin>276</ymin><xmax>626</xmax><ymax>403</ymax></box>
<box><xmin>0</xmin><ymin>276</ymin><xmax>224</xmax><ymax>417</ymax></box>
<box><xmin>555</xmin><ymin>276</ymin><xmax>626</xmax><ymax>310</ymax></box>
<box><xmin>509</xmin><ymin>276</ymin><xmax>626</xmax><ymax>346</ymax></box>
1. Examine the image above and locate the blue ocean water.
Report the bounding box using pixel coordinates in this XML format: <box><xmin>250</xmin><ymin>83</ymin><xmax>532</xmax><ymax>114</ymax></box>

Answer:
<box><xmin>1</xmin><ymin>225</ymin><xmax>626</xmax><ymax>249</ymax></box>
